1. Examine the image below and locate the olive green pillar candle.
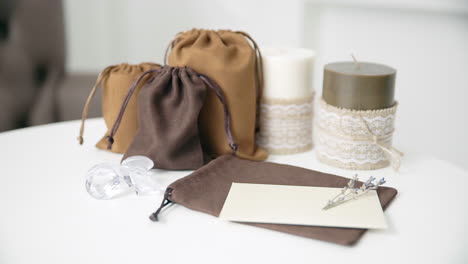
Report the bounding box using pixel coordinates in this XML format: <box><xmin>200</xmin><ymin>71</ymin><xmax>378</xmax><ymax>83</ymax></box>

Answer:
<box><xmin>323</xmin><ymin>62</ymin><xmax>396</xmax><ymax>110</ymax></box>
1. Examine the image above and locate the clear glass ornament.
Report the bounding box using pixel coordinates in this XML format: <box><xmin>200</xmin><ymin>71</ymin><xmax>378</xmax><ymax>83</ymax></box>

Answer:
<box><xmin>85</xmin><ymin>156</ymin><xmax>162</xmax><ymax>200</ymax></box>
<box><xmin>121</xmin><ymin>155</ymin><xmax>154</xmax><ymax>170</ymax></box>
<box><xmin>85</xmin><ymin>163</ymin><xmax>131</xmax><ymax>200</ymax></box>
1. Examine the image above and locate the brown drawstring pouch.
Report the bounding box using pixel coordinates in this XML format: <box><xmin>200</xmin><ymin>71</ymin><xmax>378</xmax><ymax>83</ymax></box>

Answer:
<box><xmin>77</xmin><ymin>62</ymin><xmax>161</xmax><ymax>153</ymax></box>
<box><xmin>167</xmin><ymin>29</ymin><xmax>268</xmax><ymax>161</ymax></box>
<box><xmin>150</xmin><ymin>155</ymin><xmax>398</xmax><ymax>246</ymax></box>
<box><xmin>108</xmin><ymin>66</ymin><xmax>237</xmax><ymax>170</ymax></box>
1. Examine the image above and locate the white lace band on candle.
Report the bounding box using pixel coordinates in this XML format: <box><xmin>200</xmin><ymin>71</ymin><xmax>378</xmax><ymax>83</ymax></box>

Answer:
<box><xmin>256</xmin><ymin>95</ymin><xmax>314</xmax><ymax>154</ymax></box>
<box><xmin>316</xmin><ymin>98</ymin><xmax>403</xmax><ymax>170</ymax></box>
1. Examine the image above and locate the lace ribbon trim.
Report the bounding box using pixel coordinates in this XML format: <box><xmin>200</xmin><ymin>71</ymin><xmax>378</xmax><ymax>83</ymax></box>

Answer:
<box><xmin>316</xmin><ymin>98</ymin><xmax>403</xmax><ymax>170</ymax></box>
<box><xmin>257</xmin><ymin>95</ymin><xmax>314</xmax><ymax>154</ymax></box>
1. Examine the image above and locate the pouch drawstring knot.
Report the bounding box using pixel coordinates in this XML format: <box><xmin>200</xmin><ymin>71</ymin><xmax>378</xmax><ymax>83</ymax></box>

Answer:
<box><xmin>149</xmin><ymin>188</ymin><xmax>173</xmax><ymax>222</ymax></box>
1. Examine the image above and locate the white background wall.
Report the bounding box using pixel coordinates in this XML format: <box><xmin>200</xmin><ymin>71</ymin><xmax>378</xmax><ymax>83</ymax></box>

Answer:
<box><xmin>64</xmin><ymin>0</ymin><xmax>304</xmax><ymax>71</ymax></box>
<box><xmin>63</xmin><ymin>0</ymin><xmax>468</xmax><ymax>170</ymax></box>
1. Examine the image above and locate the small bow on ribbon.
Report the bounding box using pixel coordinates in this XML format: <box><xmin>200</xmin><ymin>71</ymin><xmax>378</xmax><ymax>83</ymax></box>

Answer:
<box><xmin>370</xmin><ymin>134</ymin><xmax>404</xmax><ymax>171</ymax></box>
<box><xmin>360</xmin><ymin>116</ymin><xmax>404</xmax><ymax>171</ymax></box>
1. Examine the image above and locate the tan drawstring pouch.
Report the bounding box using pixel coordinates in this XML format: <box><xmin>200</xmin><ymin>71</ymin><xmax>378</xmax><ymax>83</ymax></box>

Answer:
<box><xmin>166</xmin><ymin>29</ymin><xmax>268</xmax><ymax>161</ymax></box>
<box><xmin>77</xmin><ymin>63</ymin><xmax>161</xmax><ymax>153</ymax></box>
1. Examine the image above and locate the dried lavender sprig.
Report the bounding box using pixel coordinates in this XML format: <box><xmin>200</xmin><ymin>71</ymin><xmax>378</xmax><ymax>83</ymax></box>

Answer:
<box><xmin>324</xmin><ymin>191</ymin><xmax>375</xmax><ymax>210</ymax></box>
<box><xmin>327</xmin><ymin>174</ymin><xmax>358</xmax><ymax>203</ymax></box>
<box><xmin>323</xmin><ymin>175</ymin><xmax>386</xmax><ymax>210</ymax></box>
<box><xmin>324</xmin><ymin>176</ymin><xmax>385</xmax><ymax>209</ymax></box>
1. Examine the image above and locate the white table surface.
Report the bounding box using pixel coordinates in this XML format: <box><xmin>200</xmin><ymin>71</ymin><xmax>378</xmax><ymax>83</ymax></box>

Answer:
<box><xmin>1</xmin><ymin>119</ymin><xmax>467</xmax><ymax>264</ymax></box>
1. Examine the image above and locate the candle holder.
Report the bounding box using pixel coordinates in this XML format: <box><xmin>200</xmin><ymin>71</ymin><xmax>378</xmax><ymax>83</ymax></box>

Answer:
<box><xmin>316</xmin><ymin>98</ymin><xmax>402</xmax><ymax>170</ymax></box>
<box><xmin>257</xmin><ymin>95</ymin><xmax>314</xmax><ymax>154</ymax></box>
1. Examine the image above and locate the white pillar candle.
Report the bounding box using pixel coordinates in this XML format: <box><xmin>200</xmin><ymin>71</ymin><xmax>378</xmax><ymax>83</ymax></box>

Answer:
<box><xmin>257</xmin><ymin>47</ymin><xmax>316</xmax><ymax>155</ymax></box>
<box><xmin>262</xmin><ymin>47</ymin><xmax>315</xmax><ymax>100</ymax></box>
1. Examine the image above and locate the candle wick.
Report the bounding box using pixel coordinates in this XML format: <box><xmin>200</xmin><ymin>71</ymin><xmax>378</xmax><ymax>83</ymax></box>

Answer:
<box><xmin>351</xmin><ymin>54</ymin><xmax>360</xmax><ymax>70</ymax></box>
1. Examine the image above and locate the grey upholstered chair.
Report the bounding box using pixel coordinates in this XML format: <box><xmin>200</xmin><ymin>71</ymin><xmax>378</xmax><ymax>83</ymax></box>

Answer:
<box><xmin>0</xmin><ymin>0</ymin><xmax>100</xmax><ymax>132</ymax></box>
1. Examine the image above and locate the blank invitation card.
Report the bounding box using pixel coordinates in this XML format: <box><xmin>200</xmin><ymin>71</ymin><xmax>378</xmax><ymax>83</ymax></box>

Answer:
<box><xmin>219</xmin><ymin>183</ymin><xmax>387</xmax><ymax>229</ymax></box>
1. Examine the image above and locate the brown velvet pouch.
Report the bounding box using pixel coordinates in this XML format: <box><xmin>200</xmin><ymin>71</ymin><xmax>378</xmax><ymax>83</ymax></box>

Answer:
<box><xmin>77</xmin><ymin>63</ymin><xmax>161</xmax><ymax>153</ymax></box>
<box><xmin>107</xmin><ymin>66</ymin><xmax>237</xmax><ymax>170</ymax></box>
<box><xmin>167</xmin><ymin>29</ymin><xmax>268</xmax><ymax>161</ymax></box>
<box><xmin>150</xmin><ymin>155</ymin><xmax>398</xmax><ymax>245</ymax></box>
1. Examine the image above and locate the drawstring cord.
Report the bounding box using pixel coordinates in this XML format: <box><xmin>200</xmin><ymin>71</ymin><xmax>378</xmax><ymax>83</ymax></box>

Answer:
<box><xmin>106</xmin><ymin>68</ymin><xmax>162</xmax><ymax>150</ymax></box>
<box><xmin>163</xmin><ymin>32</ymin><xmax>183</xmax><ymax>65</ymax></box>
<box><xmin>77</xmin><ymin>65</ymin><xmax>117</xmax><ymax>145</ymax></box>
<box><xmin>235</xmin><ymin>31</ymin><xmax>264</xmax><ymax>99</ymax></box>
<box><xmin>234</xmin><ymin>31</ymin><xmax>264</xmax><ymax>131</ymax></box>
<box><xmin>149</xmin><ymin>188</ymin><xmax>173</xmax><ymax>222</ymax></box>
<box><xmin>199</xmin><ymin>74</ymin><xmax>238</xmax><ymax>152</ymax></box>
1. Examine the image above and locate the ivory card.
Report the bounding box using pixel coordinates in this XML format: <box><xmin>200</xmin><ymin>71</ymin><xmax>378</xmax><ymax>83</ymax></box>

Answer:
<box><xmin>219</xmin><ymin>183</ymin><xmax>387</xmax><ymax>229</ymax></box>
